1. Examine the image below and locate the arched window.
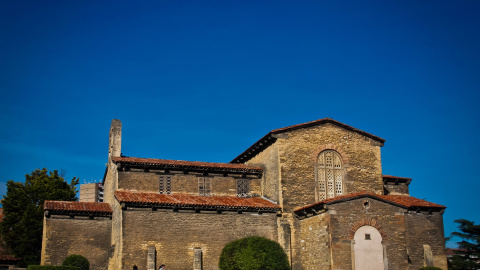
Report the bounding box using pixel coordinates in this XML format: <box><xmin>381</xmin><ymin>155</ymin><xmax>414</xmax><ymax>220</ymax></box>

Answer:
<box><xmin>317</xmin><ymin>150</ymin><xmax>343</xmax><ymax>200</ymax></box>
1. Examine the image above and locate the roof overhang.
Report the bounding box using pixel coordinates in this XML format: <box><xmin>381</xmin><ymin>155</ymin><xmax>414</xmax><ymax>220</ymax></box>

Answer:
<box><xmin>112</xmin><ymin>156</ymin><xmax>263</xmax><ymax>178</ymax></box>
<box><xmin>294</xmin><ymin>192</ymin><xmax>445</xmax><ymax>219</ymax></box>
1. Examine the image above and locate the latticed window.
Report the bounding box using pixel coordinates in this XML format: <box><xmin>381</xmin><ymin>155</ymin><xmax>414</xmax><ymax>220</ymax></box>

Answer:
<box><xmin>159</xmin><ymin>175</ymin><xmax>172</xmax><ymax>194</ymax></box>
<box><xmin>198</xmin><ymin>177</ymin><xmax>211</xmax><ymax>196</ymax></box>
<box><xmin>317</xmin><ymin>150</ymin><xmax>343</xmax><ymax>200</ymax></box>
<box><xmin>236</xmin><ymin>179</ymin><xmax>249</xmax><ymax>197</ymax></box>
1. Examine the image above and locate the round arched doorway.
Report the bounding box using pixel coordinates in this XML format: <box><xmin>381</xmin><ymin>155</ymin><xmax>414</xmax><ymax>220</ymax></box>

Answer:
<box><xmin>353</xmin><ymin>225</ymin><xmax>385</xmax><ymax>270</ymax></box>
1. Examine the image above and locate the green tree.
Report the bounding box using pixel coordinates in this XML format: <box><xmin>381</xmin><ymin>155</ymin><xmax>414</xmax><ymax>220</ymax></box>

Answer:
<box><xmin>62</xmin><ymin>254</ymin><xmax>89</xmax><ymax>270</ymax></box>
<box><xmin>219</xmin><ymin>236</ymin><xmax>290</xmax><ymax>270</ymax></box>
<box><xmin>0</xmin><ymin>168</ymin><xmax>78</xmax><ymax>266</ymax></box>
<box><xmin>449</xmin><ymin>219</ymin><xmax>480</xmax><ymax>270</ymax></box>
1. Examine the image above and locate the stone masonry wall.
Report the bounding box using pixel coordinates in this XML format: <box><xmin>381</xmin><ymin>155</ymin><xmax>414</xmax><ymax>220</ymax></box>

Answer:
<box><xmin>41</xmin><ymin>215</ymin><xmax>111</xmax><ymax>270</ymax></box>
<box><xmin>247</xmin><ymin>143</ymin><xmax>280</xmax><ymax>203</ymax></box>
<box><xmin>384</xmin><ymin>183</ymin><xmax>409</xmax><ymax>195</ymax></box>
<box><xmin>326</xmin><ymin>198</ymin><xmax>409</xmax><ymax>270</ymax></box>
<box><xmin>294</xmin><ymin>213</ymin><xmax>331</xmax><ymax>270</ymax></box>
<box><xmin>121</xmin><ymin>208</ymin><xmax>278</xmax><ymax>270</ymax></box>
<box><xmin>404</xmin><ymin>212</ymin><xmax>447</xmax><ymax>269</ymax></box>
<box><xmin>278</xmin><ymin>123</ymin><xmax>383</xmax><ymax>212</ymax></box>
<box><xmin>117</xmin><ymin>170</ymin><xmax>261</xmax><ymax>197</ymax></box>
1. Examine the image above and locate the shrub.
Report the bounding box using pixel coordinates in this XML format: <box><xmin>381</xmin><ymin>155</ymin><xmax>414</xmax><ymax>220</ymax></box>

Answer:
<box><xmin>419</xmin><ymin>267</ymin><xmax>443</xmax><ymax>270</ymax></box>
<box><xmin>28</xmin><ymin>266</ymin><xmax>80</xmax><ymax>270</ymax></box>
<box><xmin>219</xmin><ymin>236</ymin><xmax>290</xmax><ymax>270</ymax></box>
<box><xmin>62</xmin><ymin>255</ymin><xmax>89</xmax><ymax>270</ymax></box>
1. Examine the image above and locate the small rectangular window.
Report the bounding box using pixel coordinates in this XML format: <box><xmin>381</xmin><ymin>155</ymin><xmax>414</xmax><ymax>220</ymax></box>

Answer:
<box><xmin>236</xmin><ymin>179</ymin><xmax>249</xmax><ymax>197</ymax></box>
<box><xmin>199</xmin><ymin>177</ymin><xmax>211</xmax><ymax>196</ymax></box>
<box><xmin>159</xmin><ymin>175</ymin><xmax>172</xmax><ymax>194</ymax></box>
<box><xmin>365</xmin><ymin>234</ymin><xmax>371</xmax><ymax>240</ymax></box>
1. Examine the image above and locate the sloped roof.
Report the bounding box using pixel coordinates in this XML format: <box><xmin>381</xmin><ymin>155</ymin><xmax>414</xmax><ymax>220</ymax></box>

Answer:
<box><xmin>294</xmin><ymin>191</ymin><xmax>445</xmax><ymax>215</ymax></box>
<box><xmin>231</xmin><ymin>118</ymin><xmax>386</xmax><ymax>163</ymax></box>
<box><xmin>115</xmin><ymin>190</ymin><xmax>281</xmax><ymax>213</ymax></box>
<box><xmin>44</xmin><ymin>201</ymin><xmax>113</xmax><ymax>217</ymax></box>
<box><xmin>112</xmin><ymin>156</ymin><xmax>263</xmax><ymax>174</ymax></box>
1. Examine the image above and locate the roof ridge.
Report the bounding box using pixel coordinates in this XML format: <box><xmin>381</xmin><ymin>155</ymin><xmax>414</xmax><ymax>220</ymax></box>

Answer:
<box><xmin>113</xmin><ymin>156</ymin><xmax>263</xmax><ymax>172</ymax></box>
<box><xmin>294</xmin><ymin>191</ymin><xmax>445</xmax><ymax>214</ymax></box>
<box><xmin>231</xmin><ymin>118</ymin><xmax>385</xmax><ymax>163</ymax></box>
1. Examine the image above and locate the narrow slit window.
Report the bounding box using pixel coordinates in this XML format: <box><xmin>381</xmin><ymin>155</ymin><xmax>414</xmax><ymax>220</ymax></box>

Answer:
<box><xmin>199</xmin><ymin>177</ymin><xmax>211</xmax><ymax>196</ymax></box>
<box><xmin>236</xmin><ymin>179</ymin><xmax>249</xmax><ymax>197</ymax></box>
<box><xmin>159</xmin><ymin>175</ymin><xmax>172</xmax><ymax>194</ymax></box>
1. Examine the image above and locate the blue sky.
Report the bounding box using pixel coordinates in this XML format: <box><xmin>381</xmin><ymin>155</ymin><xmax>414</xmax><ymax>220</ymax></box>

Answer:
<box><xmin>1</xmin><ymin>1</ymin><xmax>479</xmax><ymax>247</ymax></box>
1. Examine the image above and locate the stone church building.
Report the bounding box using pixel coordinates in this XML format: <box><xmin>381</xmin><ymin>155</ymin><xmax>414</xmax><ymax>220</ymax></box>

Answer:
<box><xmin>41</xmin><ymin>118</ymin><xmax>447</xmax><ymax>270</ymax></box>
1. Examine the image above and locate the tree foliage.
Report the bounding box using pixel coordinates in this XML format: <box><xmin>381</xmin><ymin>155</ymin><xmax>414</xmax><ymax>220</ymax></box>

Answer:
<box><xmin>0</xmin><ymin>168</ymin><xmax>78</xmax><ymax>266</ymax></box>
<box><xmin>219</xmin><ymin>236</ymin><xmax>290</xmax><ymax>270</ymax></box>
<box><xmin>62</xmin><ymin>254</ymin><xmax>89</xmax><ymax>270</ymax></box>
<box><xmin>449</xmin><ymin>219</ymin><xmax>480</xmax><ymax>270</ymax></box>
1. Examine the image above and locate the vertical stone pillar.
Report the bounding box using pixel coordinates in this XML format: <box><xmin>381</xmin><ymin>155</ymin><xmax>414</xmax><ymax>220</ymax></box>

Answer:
<box><xmin>108</xmin><ymin>119</ymin><xmax>122</xmax><ymax>162</ymax></box>
<box><xmin>423</xmin><ymin>245</ymin><xmax>433</xmax><ymax>267</ymax></box>
<box><xmin>194</xmin><ymin>248</ymin><xmax>202</xmax><ymax>270</ymax></box>
<box><xmin>148</xmin><ymin>246</ymin><xmax>156</xmax><ymax>270</ymax></box>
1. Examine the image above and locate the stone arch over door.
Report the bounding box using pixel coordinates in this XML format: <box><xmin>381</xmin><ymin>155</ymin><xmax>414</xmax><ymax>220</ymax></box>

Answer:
<box><xmin>353</xmin><ymin>225</ymin><xmax>385</xmax><ymax>270</ymax></box>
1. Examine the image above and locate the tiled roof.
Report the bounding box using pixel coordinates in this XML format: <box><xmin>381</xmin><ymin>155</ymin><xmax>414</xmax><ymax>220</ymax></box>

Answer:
<box><xmin>44</xmin><ymin>201</ymin><xmax>113</xmax><ymax>217</ymax></box>
<box><xmin>231</xmin><ymin>118</ymin><xmax>385</xmax><ymax>163</ymax></box>
<box><xmin>294</xmin><ymin>191</ymin><xmax>446</xmax><ymax>214</ymax></box>
<box><xmin>115</xmin><ymin>190</ymin><xmax>281</xmax><ymax>213</ymax></box>
<box><xmin>112</xmin><ymin>156</ymin><xmax>263</xmax><ymax>174</ymax></box>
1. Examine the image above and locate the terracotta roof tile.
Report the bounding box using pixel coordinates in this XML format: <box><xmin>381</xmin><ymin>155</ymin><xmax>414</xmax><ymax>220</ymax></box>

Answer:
<box><xmin>44</xmin><ymin>201</ymin><xmax>113</xmax><ymax>217</ymax></box>
<box><xmin>113</xmin><ymin>156</ymin><xmax>263</xmax><ymax>174</ymax></box>
<box><xmin>115</xmin><ymin>190</ymin><xmax>281</xmax><ymax>212</ymax></box>
<box><xmin>231</xmin><ymin>118</ymin><xmax>385</xmax><ymax>163</ymax></box>
<box><xmin>294</xmin><ymin>191</ymin><xmax>445</xmax><ymax>214</ymax></box>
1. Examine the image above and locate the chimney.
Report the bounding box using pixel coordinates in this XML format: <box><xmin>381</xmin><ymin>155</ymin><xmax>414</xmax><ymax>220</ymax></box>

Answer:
<box><xmin>108</xmin><ymin>119</ymin><xmax>122</xmax><ymax>162</ymax></box>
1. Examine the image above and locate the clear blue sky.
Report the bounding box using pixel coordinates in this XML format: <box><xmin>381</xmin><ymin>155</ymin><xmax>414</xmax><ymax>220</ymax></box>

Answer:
<box><xmin>1</xmin><ymin>1</ymin><xmax>479</xmax><ymax>247</ymax></box>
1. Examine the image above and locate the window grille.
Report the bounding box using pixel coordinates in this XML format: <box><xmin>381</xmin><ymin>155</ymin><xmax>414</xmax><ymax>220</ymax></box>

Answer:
<box><xmin>236</xmin><ymin>179</ymin><xmax>249</xmax><ymax>197</ymax></box>
<box><xmin>198</xmin><ymin>177</ymin><xmax>211</xmax><ymax>196</ymax></box>
<box><xmin>159</xmin><ymin>175</ymin><xmax>172</xmax><ymax>194</ymax></box>
<box><xmin>317</xmin><ymin>150</ymin><xmax>343</xmax><ymax>200</ymax></box>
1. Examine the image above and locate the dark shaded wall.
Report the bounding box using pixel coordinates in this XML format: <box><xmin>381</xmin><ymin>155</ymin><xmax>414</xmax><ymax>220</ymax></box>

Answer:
<box><xmin>41</xmin><ymin>215</ymin><xmax>111</xmax><ymax>270</ymax></box>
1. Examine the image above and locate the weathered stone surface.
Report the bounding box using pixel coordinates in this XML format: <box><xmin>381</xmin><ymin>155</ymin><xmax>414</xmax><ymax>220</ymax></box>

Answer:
<box><xmin>121</xmin><ymin>209</ymin><xmax>277</xmax><ymax>270</ymax></box>
<box><xmin>42</xmin><ymin>119</ymin><xmax>448</xmax><ymax>270</ymax></box>
<box><xmin>41</xmin><ymin>215</ymin><xmax>111</xmax><ymax>270</ymax></box>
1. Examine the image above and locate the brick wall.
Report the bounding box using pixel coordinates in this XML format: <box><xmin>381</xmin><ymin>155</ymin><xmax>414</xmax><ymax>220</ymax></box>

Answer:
<box><xmin>41</xmin><ymin>215</ymin><xmax>111</xmax><ymax>270</ymax></box>
<box><xmin>120</xmin><ymin>208</ymin><xmax>278</xmax><ymax>270</ymax></box>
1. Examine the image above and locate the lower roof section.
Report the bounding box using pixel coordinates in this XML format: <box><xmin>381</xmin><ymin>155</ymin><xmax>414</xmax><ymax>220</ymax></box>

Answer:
<box><xmin>115</xmin><ymin>190</ymin><xmax>281</xmax><ymax>213</ymax></box>
<box><xmin>294</xmin><ymin>191</ymin><xmax>446</xmax><ymax>217</ymax></box>
<box><xmin>44</xmin><ymin>201</ymin><xmax>113</xmax><ymax>217</ymax></box>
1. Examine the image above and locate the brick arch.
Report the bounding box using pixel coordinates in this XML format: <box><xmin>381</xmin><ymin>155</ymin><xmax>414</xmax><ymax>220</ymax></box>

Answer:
<box><xmin>348</xmin><ymin>218</ymin><xmax>387</xmax><ymax>240</ymax></box>
<box><xmin>311</xmin><ymin>144</ymin><xmax>349</xmax><ymax>165</ymax></box>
